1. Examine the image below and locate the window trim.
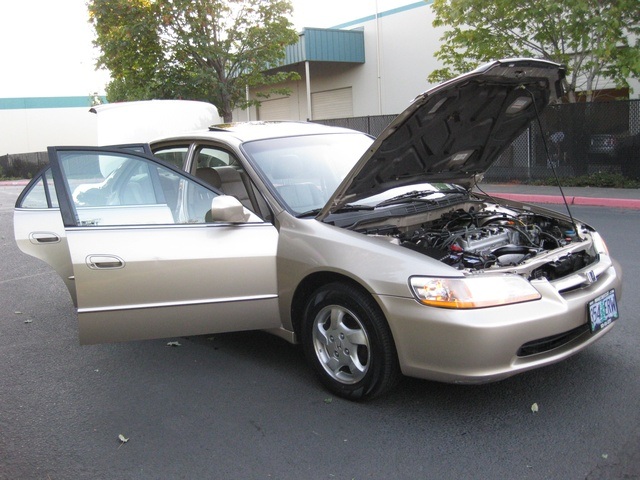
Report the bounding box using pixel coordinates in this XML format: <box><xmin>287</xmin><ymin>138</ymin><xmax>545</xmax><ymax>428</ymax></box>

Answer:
<box><xmin>47</xmin><ymin>146</ymin><xmax>227</xmax><ymax>228</ymax></box>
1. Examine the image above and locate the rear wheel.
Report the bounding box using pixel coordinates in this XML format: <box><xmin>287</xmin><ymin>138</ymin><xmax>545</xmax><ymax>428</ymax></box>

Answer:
<box><xmin>302</xmin><ymin>282</ymin><xmax>400</xmax><ymax>400</ymax></box>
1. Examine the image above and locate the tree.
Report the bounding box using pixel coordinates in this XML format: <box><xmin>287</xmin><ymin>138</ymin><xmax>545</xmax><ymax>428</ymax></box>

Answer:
<box><xmin>89</xmin><ymin>0</ymin><xmax>300</xmax><ymax>121</ymax></box>
<box><xmin>89</xmin><ymin>0</ymin><xmax>178</xmax><ymax>101</ymax></box>
<box><xmin>428</xmin><ymin>0</ymin><xmax>640</xmax><ymax>102</ymax></box>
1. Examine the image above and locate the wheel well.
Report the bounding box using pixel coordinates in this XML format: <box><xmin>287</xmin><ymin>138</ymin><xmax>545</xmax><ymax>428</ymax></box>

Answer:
<box><xmin>290</xmin><ymin>272</ymin><xmax>375</xmax><ymax>340</ymax></box>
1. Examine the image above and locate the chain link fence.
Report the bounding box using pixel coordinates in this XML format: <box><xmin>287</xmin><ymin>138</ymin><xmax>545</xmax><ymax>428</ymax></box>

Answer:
<box><xmin>314</xmin><ymin>114</ymin><xmax>397</xmax><ymax>138</ymax></box>
<box><xmin>316</xmin><ymin>99</ymin><xmax>640</xmax><ymax>181</ymax></box>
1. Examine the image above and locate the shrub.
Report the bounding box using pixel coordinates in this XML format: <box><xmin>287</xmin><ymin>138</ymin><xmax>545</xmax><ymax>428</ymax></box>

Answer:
<box><xmin>533</xmin><ymin>172</ymin><xmax>640</xmax><ymax>189</ymax></box>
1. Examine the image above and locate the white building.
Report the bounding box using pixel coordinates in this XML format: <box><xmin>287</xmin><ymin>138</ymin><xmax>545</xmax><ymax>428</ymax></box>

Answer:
<box><xmin>239</xmin><ymin>1</ymin><xmax>640</xmax><ymax>122</ymax></box>
<box><xmin>239</xmin><ymin>1</ymin><xmax>445</xmax><ymax>122</ymax></box>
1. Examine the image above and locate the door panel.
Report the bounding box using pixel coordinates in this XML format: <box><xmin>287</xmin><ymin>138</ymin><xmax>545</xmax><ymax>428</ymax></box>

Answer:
<box><xmin>14</xmin><ymin>208</ymin><xmax>77</xmax><ymax>305</ymax></box>
<box><xmin>78</xmin><ymin>297</ymin><xmax>281</xmax><ymax>344</ymax></box>
<box><xmin>68</xmin><ymin>223</ymin><xmax>279</xmax><ymax>344</ymax></box>
<box><xmin>14</xmin><ymin>169</ymin><xmax>78</xmax><ymax>304</ymax></box>
<box><xmin>45</xmin><ymin>147</ymin><xmax>280</xmax><ymax>344</ymax></box>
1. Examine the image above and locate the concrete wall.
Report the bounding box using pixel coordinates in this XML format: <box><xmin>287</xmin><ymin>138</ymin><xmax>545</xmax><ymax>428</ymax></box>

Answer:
<box><xmin>0</xmin><ymin>103</ymin><xmax>99</xmax><ymax>155</ymax></box>
<box><xmin>239</xmin><ymin>1</ymin><xmax>444</xmax><ymax>121</ymax></box>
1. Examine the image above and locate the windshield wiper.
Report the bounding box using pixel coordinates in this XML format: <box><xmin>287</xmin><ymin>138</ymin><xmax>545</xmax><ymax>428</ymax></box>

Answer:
<box><xmin>375</xmin><ymin>188</ymin><xmax>465</xmax><ymax>208</ymax></box>
<box><xmin>296</xmin><ymin>204</ymin><xmax>374</xmax><ymax>218</ymax></box>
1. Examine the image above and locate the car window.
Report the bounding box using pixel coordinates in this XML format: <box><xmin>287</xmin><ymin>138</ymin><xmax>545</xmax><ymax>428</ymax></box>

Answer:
<box><xmin>106</xmin><ymin>144</ymin><xmax>153</xmax><ymax>155</ymax></box>
<box><xmin>195</xmin><ymin>147</ymin><xmax>238</xmax><ymax>168</ymax></box>
<box><xmin>56</xmin><ymin>150</ymin><xmax>219</xmax><ymax>226</ymax></box>
<box><xmin>152</xmin><ymin>145</ymin><xmax>190</xmax><ymax>169</ymax></box>
<box><xmin>17</xmin><ymin>167</ymin><xmax>59</xmax><ymax>208</ymax></box>
<box><xmin>242</xmin><ymin>133</ymin><xmax>373</xmax><ymax>214</ymax></box>
<box><xmin>189</xmin><ymin>145</ymin><xmax>270</xmax><ymax>217</ymax></box>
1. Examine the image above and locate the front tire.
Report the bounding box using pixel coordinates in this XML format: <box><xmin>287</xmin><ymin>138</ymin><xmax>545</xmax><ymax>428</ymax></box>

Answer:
<box><xmin>302</xmin><ymin>282</ymin><xmax>400</xmax><ymax>400</ymax></box>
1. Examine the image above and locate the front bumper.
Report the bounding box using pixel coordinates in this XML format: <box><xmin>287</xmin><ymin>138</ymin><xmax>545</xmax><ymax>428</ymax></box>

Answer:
<box><xmin>377</xmin><ymin>260</ymin><xmax>621</xmax><ymax>384</ymax></box>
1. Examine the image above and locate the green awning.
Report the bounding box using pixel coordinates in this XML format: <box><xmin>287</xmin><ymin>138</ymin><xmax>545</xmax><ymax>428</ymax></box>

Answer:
<box><xmin>282</xmin><ymin>28</ymin><xmax>365</xmax><ymax>66</ymax></box>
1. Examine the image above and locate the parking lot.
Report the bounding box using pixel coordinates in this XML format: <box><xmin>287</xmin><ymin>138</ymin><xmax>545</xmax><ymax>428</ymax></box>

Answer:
<box><xmin>1</xmin><ymin>185</ymin><xmax>639</xmax><ymax>479</ymax></box>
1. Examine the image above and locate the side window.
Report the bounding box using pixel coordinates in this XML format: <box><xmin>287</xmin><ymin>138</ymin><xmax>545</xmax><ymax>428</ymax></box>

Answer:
<box><xmin>195</xmin><ymin>147</ymin><xmax>238</xmax><ymax>168</ymax></box>
<box><xmin>152</xmin><ymin>145</ymin><xmax>190</xmax><ymax>169</ymax></box>
<box><xmin>17</xmin><ymin>168</ymin><xmax>59</xmax><ymax>208</ymax></box>
<box><xmin>191</xmin><ymin>146</ymin><xmax>272</xmax><ymax>221</ymax></box>
<box><xmin>56</xmin><ymin>150</ymin><xmax>219</xmax><ymax>226</ymax></box>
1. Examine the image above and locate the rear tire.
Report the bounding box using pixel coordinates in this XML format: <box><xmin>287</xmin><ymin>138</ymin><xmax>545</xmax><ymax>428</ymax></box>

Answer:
<box><xmin>301</xmin><ymin>282</ymin><xmax>400</xmax><ymax>400</ymax></box>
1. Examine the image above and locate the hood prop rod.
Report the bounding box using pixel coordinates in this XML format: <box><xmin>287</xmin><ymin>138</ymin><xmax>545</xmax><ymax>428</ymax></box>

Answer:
<box><xmin>524</xmin><ymin>86</ymin><xmax>582</xmax><ymax>241</ymax></box>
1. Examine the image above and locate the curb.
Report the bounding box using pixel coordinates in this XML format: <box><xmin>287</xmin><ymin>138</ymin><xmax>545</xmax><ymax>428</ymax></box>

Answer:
<box><xmin>489</xmin><ymin>192</ymin><xmax>640</xmax><ymax>210</ymax></box>
<box><xmin>0</xmin><ymin>179</ymin><xmax>29</xmax><ymax>186</ymax></box>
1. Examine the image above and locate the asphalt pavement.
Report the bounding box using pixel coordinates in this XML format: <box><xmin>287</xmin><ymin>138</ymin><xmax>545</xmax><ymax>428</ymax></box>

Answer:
<box><xmin>1</xmin><ymin>181</ymin><xmax>639</xmax><ymax>479</ymax></box>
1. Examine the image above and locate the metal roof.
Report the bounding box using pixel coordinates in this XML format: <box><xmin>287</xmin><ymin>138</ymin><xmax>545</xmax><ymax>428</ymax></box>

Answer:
<box><xmin>282</xmin><ymin>28</ymin><xmax>365</xmax><ymax>65</ymax></box>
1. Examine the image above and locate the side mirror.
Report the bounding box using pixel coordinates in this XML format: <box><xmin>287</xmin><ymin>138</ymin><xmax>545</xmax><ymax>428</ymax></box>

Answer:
<box><xmin>207</xmin><ymin>195</ymin><xmax>250</xmax><ymax>223</ymax></box>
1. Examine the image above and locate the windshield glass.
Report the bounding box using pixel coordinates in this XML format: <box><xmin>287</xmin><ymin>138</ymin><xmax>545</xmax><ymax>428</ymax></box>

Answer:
<box><xmin>359</xmin><ymin>183</ymin><xmax>467</xmax><ymax>207</ymax></box>
<box><xmin>242</xmin><ymin>133</ymin><xmax>373</xmax><ymax>214</ymax></box>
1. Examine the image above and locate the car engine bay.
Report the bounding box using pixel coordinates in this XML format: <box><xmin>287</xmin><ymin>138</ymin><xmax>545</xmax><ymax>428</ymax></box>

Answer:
<box><xmin>358</xmin><ymin>199</ymin><xmax>598</xmax><ymax>281</ymax></box>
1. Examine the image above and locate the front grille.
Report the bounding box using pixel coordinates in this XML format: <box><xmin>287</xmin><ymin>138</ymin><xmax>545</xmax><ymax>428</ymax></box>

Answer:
<box><xmin>517</xmin><ymin>324</ymin><xmax>591</xmax><ymax>357</ymax></box>
<box><xmin>530</xmin><ymin>251</ymin><xmax>595</xmax><ymax>282</ymax></box>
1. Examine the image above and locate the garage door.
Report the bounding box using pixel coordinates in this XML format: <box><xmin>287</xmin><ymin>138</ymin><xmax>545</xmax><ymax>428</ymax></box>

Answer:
<box><xmin>258</xmin><ymin>97</ymin><xmax>292</xmax><ymax>120</ymax></box>
<box><xmin>311</xmin><ymin>87</ymin><xmax>353</xmax><ymax>120</ymax></box>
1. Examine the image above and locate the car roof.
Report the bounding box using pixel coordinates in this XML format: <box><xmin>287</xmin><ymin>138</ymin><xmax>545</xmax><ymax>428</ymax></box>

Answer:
<box><xmin>151</xmin><ymin>121</ymin><xmax>362</xmax><ymax>145</ymax></box>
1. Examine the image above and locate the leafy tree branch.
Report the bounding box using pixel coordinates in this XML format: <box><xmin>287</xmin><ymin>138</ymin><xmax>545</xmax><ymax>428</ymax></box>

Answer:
<box><xmin>428</xmin><ymin>0</ymin><xmax>640</xmax><ymax>102</ymax></box>
<box><xmin>89</xmin><ymin>0</ymin><xmax>300</xmax><ymax>121</ymax></box>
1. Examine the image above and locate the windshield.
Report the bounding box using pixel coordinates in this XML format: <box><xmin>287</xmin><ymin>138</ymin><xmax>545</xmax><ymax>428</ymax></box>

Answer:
<box><xmin>242</xmin><ymin>133</ymin><xmax>373</xmax><ymax>214</ymax></box>
<box><xmin>358</xmin><ymin>183</ymin><xmax>467</xmax><ymax>207</ymax></box>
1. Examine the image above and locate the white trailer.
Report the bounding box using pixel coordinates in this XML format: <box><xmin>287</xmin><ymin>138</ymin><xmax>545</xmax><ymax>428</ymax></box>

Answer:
<box><xmin>1</xmin><ymin>99</ymin><xmax>222</xmax><ymax>155</ymax></box>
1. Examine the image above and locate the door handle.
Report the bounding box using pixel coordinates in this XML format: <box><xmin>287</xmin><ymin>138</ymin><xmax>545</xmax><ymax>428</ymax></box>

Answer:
<box><xmin>86</xmin><ymin>255</ymin><xmax>125</xmax><ymax>269</ymax></box>
<box><xmin>29</xmin><ymin>232</ymin><xmax>61</xmax><ymax>244</ymax></box>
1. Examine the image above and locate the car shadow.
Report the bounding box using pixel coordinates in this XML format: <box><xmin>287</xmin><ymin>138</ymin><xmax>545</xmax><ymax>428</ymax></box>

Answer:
<box><xmin>179</xmin><ymin>329</ymin><xmax>616</xmax><ymax>414</ymax></box>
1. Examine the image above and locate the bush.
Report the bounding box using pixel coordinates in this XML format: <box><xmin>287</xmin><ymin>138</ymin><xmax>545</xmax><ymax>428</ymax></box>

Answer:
<box><xmin>0</xmin><ymin>153</ymin><xmax>46</xmax><ymax>179</ymax></box>
<box><xmin>533</xmin><ymin>172</ymin><xmax>640</xmax><ymax>189</ymax></box>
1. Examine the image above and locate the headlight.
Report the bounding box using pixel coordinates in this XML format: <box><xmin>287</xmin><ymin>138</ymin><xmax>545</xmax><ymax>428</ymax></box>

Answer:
<box><xmin>409</xmin><ymin>275</ymin><xmax>541</xmax><ymax>309</ymax></box>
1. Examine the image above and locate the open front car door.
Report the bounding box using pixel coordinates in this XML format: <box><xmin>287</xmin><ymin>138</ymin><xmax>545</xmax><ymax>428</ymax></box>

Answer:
<box><xmin>14</xmin><ymin>147</ymin><xmax>280</xmax><ymax>344</ymax></box>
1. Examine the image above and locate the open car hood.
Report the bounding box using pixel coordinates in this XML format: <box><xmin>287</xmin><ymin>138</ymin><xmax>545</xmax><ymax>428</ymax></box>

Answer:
<box><xmin>318</xmin><ymin>58</ymin><xmax>565</xmax><ymax>220</ymax></box>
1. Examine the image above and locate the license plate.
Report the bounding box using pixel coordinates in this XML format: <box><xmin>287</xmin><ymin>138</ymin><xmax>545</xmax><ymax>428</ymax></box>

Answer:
<box><xmin>588</xmin><ymin>289</ymin><xmax>619</xmax><ymax>332</ymax></box>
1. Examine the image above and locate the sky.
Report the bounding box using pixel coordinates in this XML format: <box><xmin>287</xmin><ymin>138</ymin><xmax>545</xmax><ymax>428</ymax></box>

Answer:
<box><xmin>0</xmin><ymin>1</ymin><xmax>109</xmax><ymax>97</ymax></box>
<box><xmin>0</xmin><ymin>0</ymin><xmax>416</xmax><ymax>98</ymax></box>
